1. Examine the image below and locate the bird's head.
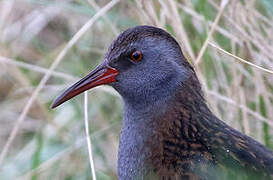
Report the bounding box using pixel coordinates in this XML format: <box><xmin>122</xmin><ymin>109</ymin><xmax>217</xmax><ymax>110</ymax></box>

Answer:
<box><xmin>51</xmin><ymin>26</ymin><xmax>195</xmax><ymax>109</ymax></box>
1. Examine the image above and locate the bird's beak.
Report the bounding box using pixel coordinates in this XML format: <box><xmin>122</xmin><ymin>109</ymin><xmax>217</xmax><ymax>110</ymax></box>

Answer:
<box><xmin>51</xmin><ymin>64</ymin><xmax>119</xmax><ymax>109</ymax></box>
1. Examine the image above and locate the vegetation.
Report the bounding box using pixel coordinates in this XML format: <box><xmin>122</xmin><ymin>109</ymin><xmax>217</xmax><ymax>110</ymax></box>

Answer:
<box><xmin>0</xmin><ymin>0</ymin><xmax>272</xmax><ymax>179</ymax></box>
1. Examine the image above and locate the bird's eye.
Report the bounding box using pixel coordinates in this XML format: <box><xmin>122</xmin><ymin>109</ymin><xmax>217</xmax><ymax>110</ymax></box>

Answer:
<box><xmin>130</xmin><ymin>50</ymin><xmax>143</xmax><ymax>62</ymax></box>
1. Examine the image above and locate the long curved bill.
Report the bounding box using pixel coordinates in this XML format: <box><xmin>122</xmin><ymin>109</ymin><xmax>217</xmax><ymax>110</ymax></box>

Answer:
<box><xmin>51</xmin><ymin>65</ymin><xmax>119</xmax><ymax>109</ymax></box>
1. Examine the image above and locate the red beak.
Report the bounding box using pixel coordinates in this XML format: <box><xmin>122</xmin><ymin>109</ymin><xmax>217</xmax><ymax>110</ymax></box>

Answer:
<box><xmin>51</xmin><ymin>65</ymin><xmax>119</xmax><ymax>109</ymax></box>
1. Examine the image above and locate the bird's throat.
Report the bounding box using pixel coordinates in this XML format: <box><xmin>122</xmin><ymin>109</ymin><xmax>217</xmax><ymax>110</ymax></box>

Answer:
<box><xmin>117</xmin><ymin>83</ymin><xmax>179</xmax><ymax>179</ymax></box>
<box><xmin>117</xmin><ymin>74</ymin><xmax>204</xmax><ymax>179</ymax></box>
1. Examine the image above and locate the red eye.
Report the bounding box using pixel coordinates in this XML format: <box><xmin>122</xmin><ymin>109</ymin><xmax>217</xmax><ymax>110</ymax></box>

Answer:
<box><xmin>130</xmin><ymin>50</ymin><xmax>143</xmax><ymax>62</ymax></box>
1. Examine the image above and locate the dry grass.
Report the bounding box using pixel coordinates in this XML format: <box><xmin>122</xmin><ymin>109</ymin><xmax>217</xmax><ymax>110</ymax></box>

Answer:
<box><xmin>84</xmin><ymin>91</ymin><xmax>97</xmax><ymax>180</ymax></box>
<box><xmin>0</xmin><ymin>0</ymin><xmax>272</xmax><ymax>179</ymax></box>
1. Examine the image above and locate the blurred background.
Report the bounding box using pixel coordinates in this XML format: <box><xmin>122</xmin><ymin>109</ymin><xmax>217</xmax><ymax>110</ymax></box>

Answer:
<box><xmin>0</xmin><ymin>0</ymin><xmax>272</xmax><ymax>179</ymax></box>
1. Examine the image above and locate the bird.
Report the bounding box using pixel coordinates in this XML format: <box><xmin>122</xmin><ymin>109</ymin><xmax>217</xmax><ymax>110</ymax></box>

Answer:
<box><xmin>51</xmin><ymin>26</ymin><xmax>273</xmax><ymax>180</ymax></box>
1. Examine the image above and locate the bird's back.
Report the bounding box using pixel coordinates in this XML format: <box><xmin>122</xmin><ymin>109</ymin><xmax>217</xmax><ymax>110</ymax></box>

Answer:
<box><xmin>144</xmin><ymin>74</ymin><xmax>273</xmax><ymax>180</ymax></box>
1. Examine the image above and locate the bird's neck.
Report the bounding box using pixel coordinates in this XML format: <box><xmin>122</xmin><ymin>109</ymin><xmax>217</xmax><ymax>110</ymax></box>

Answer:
<box><xmin>118</xmin><ymin>97</ymin><xmax>174</xmax><ymax>179</ymax></box>
<box><xmin>117</xmin><ymin>71</ymin><xmax>210</xmax><ymax>179</ymax></box>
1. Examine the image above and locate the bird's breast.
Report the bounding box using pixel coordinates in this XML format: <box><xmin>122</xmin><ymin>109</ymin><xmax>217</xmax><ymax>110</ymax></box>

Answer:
<box><xmin>117</xmin><ymin>108</ymin><xmax>216</xmax><ymax>180</ymax></box>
